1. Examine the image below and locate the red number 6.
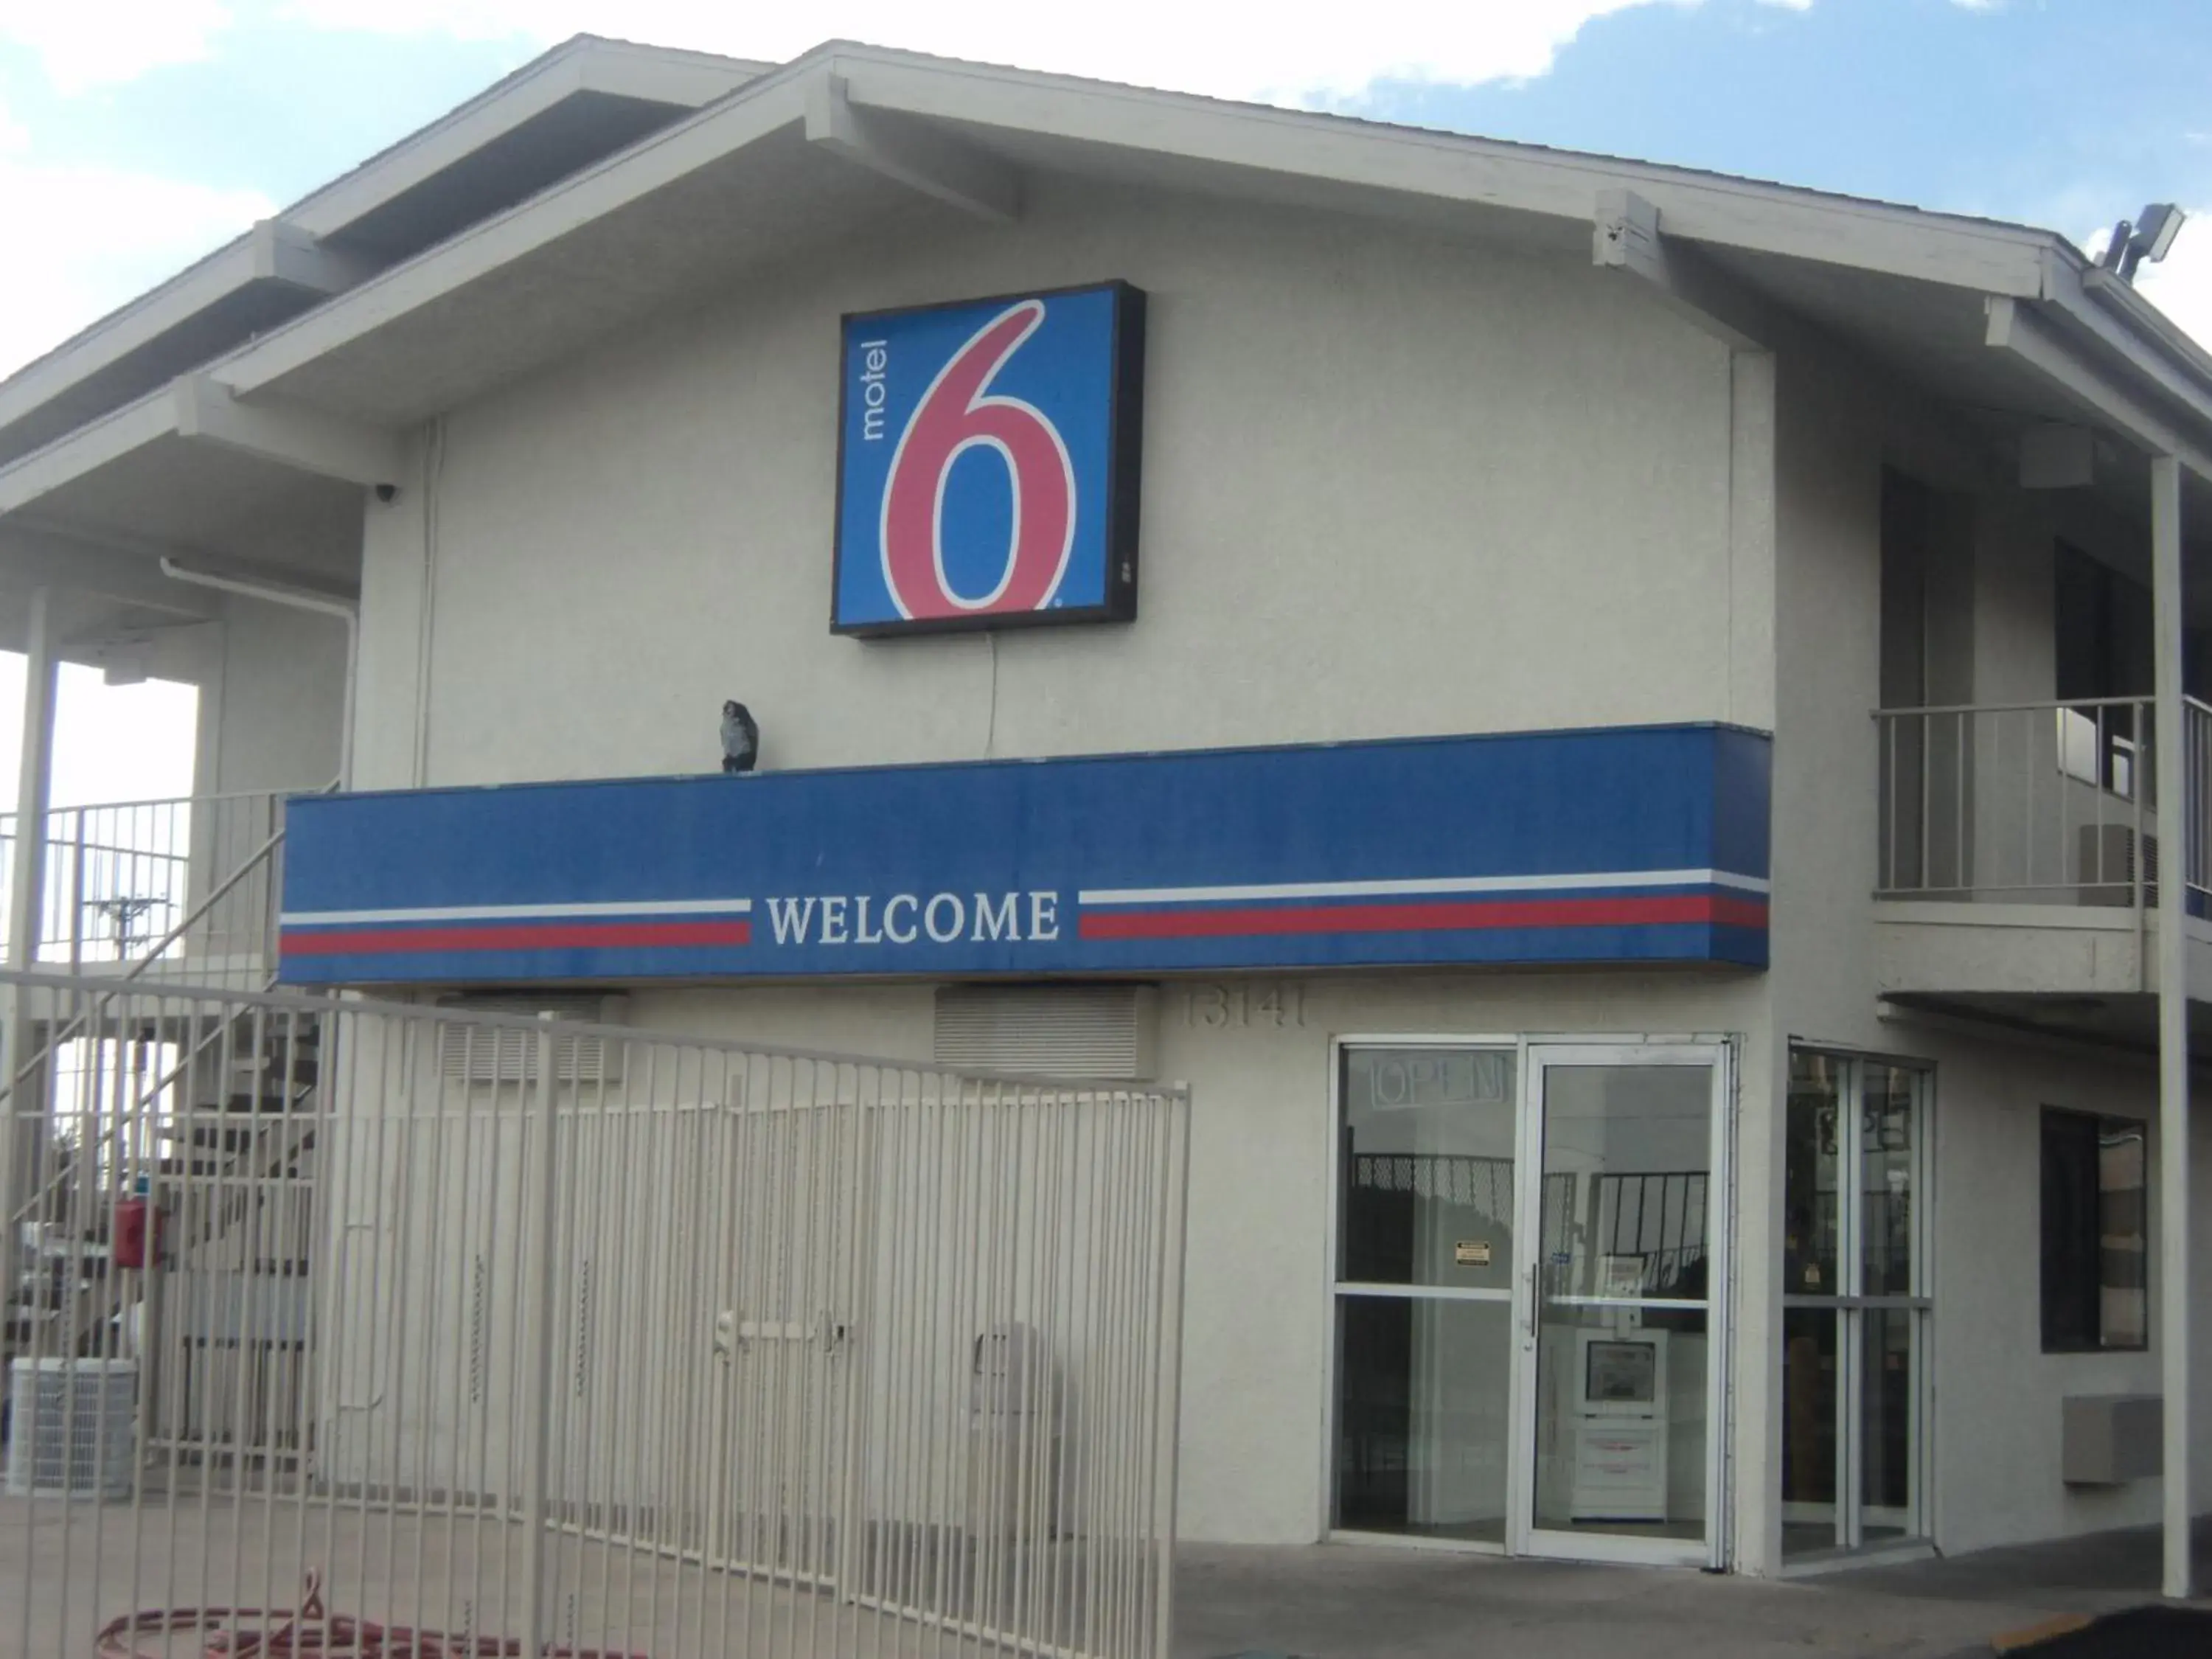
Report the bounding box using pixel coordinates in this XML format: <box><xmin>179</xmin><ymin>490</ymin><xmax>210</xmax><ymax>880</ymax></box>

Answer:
<box><xmin>881</xmin><ymin>300</ymin><xmax>1076</xmax><ymax>619</ymax></box>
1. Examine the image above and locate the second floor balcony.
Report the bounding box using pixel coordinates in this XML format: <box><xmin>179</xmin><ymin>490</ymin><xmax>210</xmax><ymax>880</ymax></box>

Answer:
<box><xmin>1874</xmin><ymin>696</ymin><xmax>2212</xmax><ymax>1003</ymax></box>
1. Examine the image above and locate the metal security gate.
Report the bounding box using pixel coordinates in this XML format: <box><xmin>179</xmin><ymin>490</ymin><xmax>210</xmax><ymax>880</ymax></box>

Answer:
<box><xmin>0</xmin><ymin>971</ymin><xmax>1190</xmax><ymax>1658</ymax></box>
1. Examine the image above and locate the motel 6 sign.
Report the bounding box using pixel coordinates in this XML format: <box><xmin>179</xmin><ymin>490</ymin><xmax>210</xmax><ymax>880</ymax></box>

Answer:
<box><xmin>833</xmin><ymin>282</ymin><xmax>1147</xmax><ymax>635</ymax></box>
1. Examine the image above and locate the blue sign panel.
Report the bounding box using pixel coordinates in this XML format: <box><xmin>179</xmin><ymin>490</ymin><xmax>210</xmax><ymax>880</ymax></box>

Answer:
<box><xmin>832</xmin><ymin>282</ymin><xmax>1145</xmax><ymax>636</ymax></box>
<box><xmin>279</xmin><ymin>726</ymin><xmax>1770</xmax><ymax>987</ymax></box>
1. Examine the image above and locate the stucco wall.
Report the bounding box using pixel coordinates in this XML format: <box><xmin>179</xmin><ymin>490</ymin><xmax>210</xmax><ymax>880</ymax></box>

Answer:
<box><xmin>1917</xmin><ymin>1026</ymin><xmax>2212</xmax><ymax>1554</ymax></box>
<box><xmin>192</xmin><ymin>595</ymin><xmax>348</xmax><ymax>798</ymax></box>
<box><xmin>1766</xmin><ymin>338</ymin><xmax>2212</xmax><ymax>1562</ymax></box>
<box><xmin>627</xmin><ymin>966</ymin><xmax>1769</xmax><ymax>1548</ymax></box>
<box><xmin>351</xmin><ymin>177</ymin><xmax>1745</xmax><ymax>793</ymax></box>
<box><xmin>327</xmin><ymin>156</ymin><xmax>2212</xmax><ymax>1570</ymax></box>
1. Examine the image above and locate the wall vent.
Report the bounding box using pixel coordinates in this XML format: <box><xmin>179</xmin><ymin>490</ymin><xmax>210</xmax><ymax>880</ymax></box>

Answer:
<box><xmin>933</xmin><ymin>985</ymin><xmax>1158</xmax><ymax>1081</ymax></box>
<box><xmin>434</xmin><ymin>994</ymin><xmax>627</xmax><ymax>1083</ymax></box>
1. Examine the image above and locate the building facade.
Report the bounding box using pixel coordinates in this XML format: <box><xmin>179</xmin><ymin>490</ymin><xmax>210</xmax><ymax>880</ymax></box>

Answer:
<box><xmin>2</xmin><ymin>35</ymin><xmax>2211</xmax><ymax>1584</ymax></box>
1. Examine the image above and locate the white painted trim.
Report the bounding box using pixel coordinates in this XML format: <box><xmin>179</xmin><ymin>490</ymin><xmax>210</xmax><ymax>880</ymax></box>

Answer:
<box><xmin>1510</xmin><ymin>1041</ymin><xmax>1733</xmax><ymax>1568</ymax></box>
<box><xmin>0</xmin><ymin>389</ymin><xmax>177</xmax><ymax>516</ymax></box>
<box><xmin>2045</xmin><ymin>254</ymin><xmax>2212</xmax><ymax>419</ymax></box>
<box><xmin>1080</xmin><ymin>869</ymin><xmax>1770</xmax><ymax>906</ymax></box>
<box><xmin>1594</xmin><ymin>189</ymin><xmax>1772</xmax><ymax>352</ymax></box>
<box><xmin>173</xmin><ymin>376</ymin><xmax>402</xmax><ymax>487</ymax></box>
<box><xmin>1872</xmin><ymin>899</ymin><xmax>2140</xmax><ymax>931</ymax></box>
<box><xmin>2150</xmin><ymin>451</ymin><xmax>2193</xmax><ymax>1599</ymax></box>
<box><xmin>215</xmin><ymin>74</ymin><xmax>813</xmax><ymax>402</ymax></box>
<box><xmin>0</xmin><ymin>230</ymin><xmax>346</xmax><ymax>443</ymax></box>
<box><xmin>1324</xmin><ymin>1034</ymin><xmax>1525</xmax><ymax>1545</ymax></box>
<box><xmin>1986</xmin><ymin>296</ymin><xmax>2212</xmax><ymax>484</ymax></box>
<box><xmin>0</xmin><ymin>372</ymin><xmax>403</xmax><ymax>518</ymax></box>
<box><xmin>574</xmin><ymin>40</ymin><xmax>774</xmax><ymax>108</ymax></box>
<box><xmin>281</xmin><ymin>898</ymin><xmax>756</xmax><ymax>925</ymax></box>
<box><xmin>202</xmin><ymin>46</ymin><xmax>2126</xmax><ymax>420</ymax></box>
<box><xmin>0</xmin><ymin>37</ymin><xmax>768</xmax><ymax>462</ymax></box>
<box><xmin>13</xmin><ymin>38</ymin><xmax>2212</xmax><ymax>477</ymax></box>
<box><xmin>287</xmin><ymin>38</ymin><xmax>768</xmax><ymax>243</ymax></box>
<box><xmin>837</xmin><ymin>52</ymin><xmax>2059</xmax><ymax>297</ymax></box>
<box><xmin>804</xmin><ymin>72</ymin><xmax>1020</xmax><ymax>223</ymax></box>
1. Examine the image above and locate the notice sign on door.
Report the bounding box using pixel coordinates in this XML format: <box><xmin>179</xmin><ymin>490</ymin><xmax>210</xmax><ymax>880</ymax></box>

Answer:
<box><xmin>1455</xmin><ymin>1240</ymin><xmax>1492</xmax><ymax>1267</ymax></box>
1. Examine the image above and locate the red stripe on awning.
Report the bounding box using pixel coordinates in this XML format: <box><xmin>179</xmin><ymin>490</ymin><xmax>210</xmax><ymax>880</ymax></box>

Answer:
<box><xmin>281</xmin><ymin>919</ymin><xmax>752</xmax><ymax>956</ymax></box>
<box><xmin>1078</xmin><ymin>893</ymin><xmax>1767</xmax><ymax>941</ymax></box>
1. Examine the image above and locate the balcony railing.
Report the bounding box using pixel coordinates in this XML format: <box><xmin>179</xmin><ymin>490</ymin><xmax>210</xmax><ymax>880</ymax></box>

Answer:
<box><xmin>1874</xmin><ymin>697</ymin><xmax>2212</xmax><ymax>911</ymax></box>
<box><xmin>0</xmin><ymin>787</ymin><xmax>321</xmax><ymax>982</ymax></box>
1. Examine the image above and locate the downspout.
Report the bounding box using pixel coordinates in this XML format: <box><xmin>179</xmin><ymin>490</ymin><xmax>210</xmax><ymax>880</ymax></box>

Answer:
<box><xmin>157</xmin><ymin>558</ymin><xmax>359</xmax><ymax>790</ymax></box>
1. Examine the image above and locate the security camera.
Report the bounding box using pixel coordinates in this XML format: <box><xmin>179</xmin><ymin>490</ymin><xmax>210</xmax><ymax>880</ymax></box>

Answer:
<box><xmin>375</xmin><ymin>483</ymin><xmax>398</xmax><ymax>504</ymax></box>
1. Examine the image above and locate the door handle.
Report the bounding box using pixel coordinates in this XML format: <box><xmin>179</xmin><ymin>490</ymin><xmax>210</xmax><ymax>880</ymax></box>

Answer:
<box><xmin>1523</xmin><ymin>1261</ymin><xmax>1539</xmax><ymax>1340</ymax></box>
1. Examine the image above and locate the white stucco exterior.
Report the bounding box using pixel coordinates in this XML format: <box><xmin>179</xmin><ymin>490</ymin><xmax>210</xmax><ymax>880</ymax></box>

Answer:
<box><xmin>313</xmin><ymin>167</ymin><xmax>2212</xmax><ymax>1571</ymax></box>
<box><xmin>7</xmin><ymin>35</ymin><xmax>2212</xmax><ymax>1593</ymax></box>
<box><xmin>349</xmin><ymin>178</ymin><xmax>1746</xmax><ymax>793</ymax></box>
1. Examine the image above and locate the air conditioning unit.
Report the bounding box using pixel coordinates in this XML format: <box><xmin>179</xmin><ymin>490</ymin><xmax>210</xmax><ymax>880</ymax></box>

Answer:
<box><xmin>933</xmin><ymin>985</ymin><xmax>1158</xmax><ymax>1079</ymax></box>
<box><xmin>434</xmin><ymin>994</ymin><xmax>628</xmax><ymax>1085</ymax></box>
<box><xmin>2077</xmin><ymin>824</ymin><xmax>2158</xmax><ymax>907</ymax></box>
<box><xmin>4</xmin><ymin>1358</ymin><xmax>136</xmax><ymax>1500</ymax></box>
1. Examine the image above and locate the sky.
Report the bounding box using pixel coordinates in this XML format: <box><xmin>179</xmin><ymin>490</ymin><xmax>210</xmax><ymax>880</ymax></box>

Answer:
<box><xmin>0</xmin><ymin>0</ymin><xmax>2209</xmax><ymax>808</ymax></box>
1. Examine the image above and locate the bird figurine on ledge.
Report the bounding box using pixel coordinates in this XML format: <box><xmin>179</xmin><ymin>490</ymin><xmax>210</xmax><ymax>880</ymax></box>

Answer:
<box><xmin>720</xmin><ymin>700</ymin><xmax>759</xmax><ymax>774</ymax></box>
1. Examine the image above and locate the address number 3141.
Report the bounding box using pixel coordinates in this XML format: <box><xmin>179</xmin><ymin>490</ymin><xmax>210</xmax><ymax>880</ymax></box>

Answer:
<box><xmin>1178</xmin><ymin>983</ymin><xmax>1307</xmax><ymax>1029</ymax></box>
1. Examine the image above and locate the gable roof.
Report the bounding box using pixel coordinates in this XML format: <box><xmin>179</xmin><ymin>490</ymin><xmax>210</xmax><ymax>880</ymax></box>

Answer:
<box><xmin>2</xmin><ymin>35</ymin><xmax>2209</xmax><ymax>575</ymax></box>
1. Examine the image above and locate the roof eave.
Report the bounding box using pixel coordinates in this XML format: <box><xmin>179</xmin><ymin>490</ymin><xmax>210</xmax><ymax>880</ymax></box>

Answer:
<box><xmin>283</xmin><ymin>33</ymin><xmax>771</xmax><ymax>243</ymax></box>
<box><xmin>209</xmin><ymin>44</ymin><xmax>2090</xmax><ymax>414</ymax></box>
<box><xmin>0</xmin><ymin>33</ymin><xmax>778</xmax><ymax>464</ymax></box>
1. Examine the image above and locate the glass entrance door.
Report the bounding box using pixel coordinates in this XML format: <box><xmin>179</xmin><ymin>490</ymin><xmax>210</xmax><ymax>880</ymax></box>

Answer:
<box><xmin>1516</xmin><ymin>1046</ymin><xmax>1729</xmax><ymax>1567</ymax></box>
<box><xmin>1781</xmin><ymin>1050</ymin><xmax>1930</xmax><ymax>1559</ymax></box>
<box><xmin>1330</xmin><ymin>1045</ymin><xmax>1519</xmax><ymax>1545</ymax></box>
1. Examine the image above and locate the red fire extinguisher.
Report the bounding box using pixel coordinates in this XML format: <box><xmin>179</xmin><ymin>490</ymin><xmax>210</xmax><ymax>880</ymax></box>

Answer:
<box><xmin>114</xmin><ymin>1181</ymin><xmax>159</xmax><ymax>1270</ymax></box>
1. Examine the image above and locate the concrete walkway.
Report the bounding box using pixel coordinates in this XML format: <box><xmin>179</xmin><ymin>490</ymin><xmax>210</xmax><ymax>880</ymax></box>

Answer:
<box><xmin>1173</xmin><ymin>1527</ymin><xmax>2212</xmax><ymax>1659</ymax></box>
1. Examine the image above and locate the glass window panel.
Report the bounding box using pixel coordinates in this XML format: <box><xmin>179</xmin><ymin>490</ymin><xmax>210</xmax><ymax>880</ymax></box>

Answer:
<box><xmin>1781</xmin><ymin>1307</ymin><xmax>1840</xmax><ymax>1557</ymax></box>
<box><xmin>1784</xmin><ymin>1053</ymin><xmax>1842</xmax><ymax>1298</ymax></box>
<box><xmin>1781</xmin><ymin>1049</ymin><xmax>1932</xmax><ymax>1558</ymax></box>
<box><xmin>2098</xmin><ymin>1121</ymin><xmax>2148</xmax><ymax>1349</ymax></box>
<box><xmin>2041</xmin><ymin>1108</ymin><xmax>2149</xmax><ymax>1352</ymax></box>
<box><xmin>1340</xmin><ymin>1048</ymin><xmax>1517</xmax><ymax>1289</ymax></box>
<box><xmin>1537</xmin><ymin>1065</ymin><xmax>1711</xmax><ymax>1303</ymax></box>
<box><xmin>1532</xmin><ymin>1304</ymin><xmax>1706</xmax><ymax>1540</ymax></box>
<box><xmin>1333</xmin><ymin>1294</ymin><xmax>1512</xmax><ymax>1543</ymax></box>
<box><xmin>1860</xmin><ymin>1308</ymin><xmax>1920</xmax><ymax>1544</ymax></box>
<box><xmin>1860</xmin><ymin>1065</ymin><xmax>1916</xmax><ymax>1296</ymax></box>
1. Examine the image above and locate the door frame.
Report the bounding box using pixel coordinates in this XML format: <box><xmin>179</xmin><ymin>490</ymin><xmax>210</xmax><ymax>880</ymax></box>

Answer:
<box><xmin>1778</xmin><ymin>1051</ymin><xmax>1935</xmax><ymax>1562</ymax></box>
<box><xmin>1322</xmin><ymin>1034</ymin><xmax>1736</xmax><ymax>1568</ymax></box>
<box><xmin>1323</xmin><ymin>1034</ymin><xmax>1523</xmax><ymax>1554</ymax></box>
<box><xmin>1509</xmin><ymin>1041</ymin><xmax>1733</xmax><ymax>1570</ymax></box>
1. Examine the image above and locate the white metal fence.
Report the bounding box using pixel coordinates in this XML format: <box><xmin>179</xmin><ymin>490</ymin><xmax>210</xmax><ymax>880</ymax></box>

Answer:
<box><xmin>0</xmin><ymin>971</ymin><xmax>1190</xmax><ymax>1659</ymax></box>
<box><xmin>1874</xmin><ymin>698</ymin><xmax>2212</xmax><ymax>911</ymax></box>
<box><xmin>0</xmin><ymin>790</ymin><xmax>319</xmax><ymax>984</ymax></box>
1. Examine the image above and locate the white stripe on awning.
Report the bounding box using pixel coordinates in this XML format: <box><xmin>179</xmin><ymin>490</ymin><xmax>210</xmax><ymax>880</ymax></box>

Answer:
<box><xmin>281</xmin><ymin>897</ymin><xmax>754</xmax><ymax>925</ymax></box>
<box><xmin>1075</xmin><ymin>869</ymin><xmax>1770</xmax><ymax>906</ymax></box>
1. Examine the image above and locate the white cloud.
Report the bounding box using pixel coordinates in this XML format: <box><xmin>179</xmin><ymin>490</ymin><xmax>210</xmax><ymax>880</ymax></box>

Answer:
<box><xmin>0</xmin><ymin>161</ymin><xmax>272</xmax><ymax>378</ymax></box>
<box><xmin>278</xmin><ymin>0</ymin><xmax>1694</xmax><ymax>104</ymax></box>
<box><xmin>0</xmin><ymin>1</ymin><xmax>234</xmax><ymax>94</ymax></box>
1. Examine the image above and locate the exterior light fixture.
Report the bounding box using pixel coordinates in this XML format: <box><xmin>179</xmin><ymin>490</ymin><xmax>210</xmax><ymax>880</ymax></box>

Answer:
<box><xmin>2098</xmin><ymin>203</ymin><xmax>2187</xmax><ymax>282</ymax></box>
